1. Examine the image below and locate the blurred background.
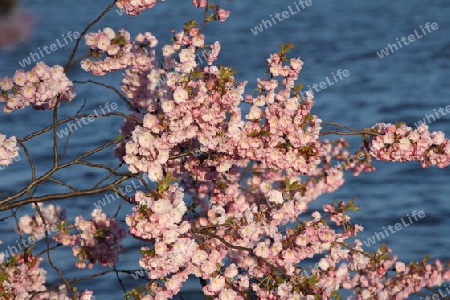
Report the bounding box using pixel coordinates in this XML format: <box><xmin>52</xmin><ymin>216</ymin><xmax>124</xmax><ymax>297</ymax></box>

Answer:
<box><xmin>0</xmin><ymin>0</ymin><xmax>449</xmax><ymax>298</ymax></box>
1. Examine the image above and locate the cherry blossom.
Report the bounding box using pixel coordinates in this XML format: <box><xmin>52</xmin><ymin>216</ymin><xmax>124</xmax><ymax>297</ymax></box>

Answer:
<box><xmin>368</xmin><ymin>122</ymin><xmax>450</xmax><ymax>168</ymax></box>
<box><xmin>115</xmin><ymin>0</ymin><xmax>162</xmax><ymax>16</ymax></box>
<box><xmin>17</xmin><ymin>203</ymin><xmax>66</xmax><ymax>240</ymax></box>
<box><xmin>0</xmin><ymin>62</ymin><xmax>75</xmax><ymax>112</ymax></box>
<box><xmin>54</xmin><ymin>208</ymin><xmax>126</xmax><ymax>269</ymax></box>
<box><xmin>0</xmin><ymin>249</ymin><xmax>93</xmax><ymax>299</ymax></box>
<box><xmin>0</xmin><ymin>133</ymin><xmax>19</xmax><ymax>166</ymax></box>
<box><xmin>81</xmin><ymin>28</ymin><xmax>134</xmax><ymax>76</ymax></box>
<box><xmin>0</xmin><ymin>1</ymin><xmax>448</xmax><ymax>299</ymax></box>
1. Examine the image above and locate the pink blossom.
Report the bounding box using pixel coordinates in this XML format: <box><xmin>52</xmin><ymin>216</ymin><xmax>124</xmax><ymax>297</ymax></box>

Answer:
<box><xmin>81</xmin><ymin>28</ymin><xmax>134</xmax><ymax>76</ymax></box>
<box><xmin>192</xmin><ymin>0</ymin><xmax>207</xmax><ymax>8</ymax></box>
<box><xmin>116</xmin><ymin>0</ymin><xmax>160</xmax><ymax>16</ymax></box>
<box><xmin>97</xmin><ymin>34</ymin><xmax>111</xmax><ymax>51</ymax></box>
<box><xmin>0</xmin><ymin>62</ymin><xmax>75</xmax><ymax>112</ymax></box>
<box><xmin>268</xmin><ymin>189</ymin><xmax>284</xmax><ymax>204</ymax></box>
<box><xmin>173</xmin><ymin>87</ymin><xmax>189</xmax><ymax>103</ymax></box>
<box><xmin>54</xmin><ymin>208</ymin><xmax>126</xmax><ymax>268</ymax></box>
<box><xmin>17</xmin><ymin>203</ymin><xmax>65</xmax><ymax>240</ymax></box>
<box><xmin>216</xmin><ymin>8</ymin><xmax>230</xmax><ymax>22</ymax></box>
<box><xmin>368</xmin><ymin>123</ymin><xmax>450</xmax><ymax>168</ymax></box>
<box><xmin>79</xmin><ymin>290</ymin><xmax>95</xmax><ymax>300</ymax></box>
<box><xmin>0</xmin><ymin>133</ymin><xmax>19</xmax><ymax>166</ymax></box>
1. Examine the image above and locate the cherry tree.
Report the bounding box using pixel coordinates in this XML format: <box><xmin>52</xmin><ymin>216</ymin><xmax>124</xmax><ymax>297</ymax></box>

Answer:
<box><xmin>0</xmin><ymin>0</ymin><xmax>449</xmax><ymax>299</ymax></box>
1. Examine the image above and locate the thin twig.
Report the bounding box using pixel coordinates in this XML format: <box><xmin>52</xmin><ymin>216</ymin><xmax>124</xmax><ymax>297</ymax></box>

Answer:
<box><xmin>34</xmin><ymin>203</ymin><xmax>75</xmax><ymax>298</ymax></box>
<box><xmin>0</xmin><ymin>176</ymin><xmax>129</xmax><ymax>211</ymax></box>
<box><xmin>17</xmin><ymin>112</ymin><xmax>141</xmax><ymax>143</ymax></box>
<box><xmin>63</xmin><ymin>0</ymin><xmax>119</xmax><ymax>72</ymax></box>
<box><xmin>61</xmin><ymin>98</ymin><xmax>88</xmax><ymax>158</ymax></box>
<box><xmin>74</xmin><ymin>80</ymin><xmax>131</xmax><ymax>107</ymax></box>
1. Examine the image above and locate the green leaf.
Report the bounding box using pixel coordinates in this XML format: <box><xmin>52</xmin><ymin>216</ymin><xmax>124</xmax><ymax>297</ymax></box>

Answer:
<box><xmin>281</xmin><ymin>43</ymin><xmax>295</xmax><ymax>53</ymax></box>
<box><xmin>184</xmin><ymin>19</ymin><xmax>198</xmax><ymax>32</ymax></box>
<box><xmin>157</xmin><ymin>172</ymin><xmax>176</xmax><ymax>192</ymax></box>
<box><xmin>309</xmin><ymin>273</ymin><xmax>319</xmax><ymax>285</ymax></box>
<box><xmin>205</xmin><ymin>12</ymin><xmax>216</xmax><ymax>22</ymax></box>
<box><xmin>140</xmin><ymin>249</ymin><xmax>155</xmax><ymax>256</ymax></box>
<box><xmin>260</xmin><ymin>130</ymin><xmax>270</xmax><ymax>137</ymax></box>
<box><xmin>330</xmin><ymin>290</ymin><xmax>343</xmax><ymax>300</ymax></box>
<box><xmin>215</xmin><ymin>181</ymin><xmax>228</xmax><ymax>190</ymax></box>
<box><xmin>0</xmin><ymin>273</ymin><xmax>9</xmax><ymax>284</ymax></box>
<box><xmin>190</xmin><ymin>67</ymin><xmax>204</xmax><ymax>79</ymax></box>
<box><xmin>345</xmin><ymin>198</ymin><xmax>360</xmax><ymax>211</ymax></box>
<box><xmin>289</xmin><ymin>181</ymin><xmax>302</xmax><ymax>191</ymax></box>
<box><xmin>305</xmin><ymin>113</ymin><xmax>313</xmax><ymax>122</ymax></box>
<box><xmin>285</xmin><ymin>176</ymin><xmax>290</xmax><ymax>189</ymax></box>
<box><xmin>293</xmin><ymin>83</ymin><xmax>303</xmax><ymax>95</ymax></box>
<box><xmin>219</xmin><ymin>65</ymin><xmax>236</xmax><ymax>80</ymax></box>
<box><xmin>112</xmin><ymin>36</ymin><xmax>127</xmax><ymax>46</ymax></box>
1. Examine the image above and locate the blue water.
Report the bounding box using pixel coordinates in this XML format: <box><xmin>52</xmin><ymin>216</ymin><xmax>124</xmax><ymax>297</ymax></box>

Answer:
<box><xmin>0</xmin><ymin>1</ymin><xmax>449</xmax><ymax>299</ymax></box>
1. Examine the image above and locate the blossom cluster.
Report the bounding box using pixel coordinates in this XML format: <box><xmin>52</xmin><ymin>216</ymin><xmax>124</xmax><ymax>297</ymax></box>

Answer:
<box><xmin>321</xmin><ymin>138</ymin><xmax>375</xmax><ymax>176</ymax></box>
<box><xmin>115</xmin><ymin>0</ymin><xmax>230</xmax><ymax>21</ymax></box>
<box><xmin>115</xmin><ymin>0</ymin><xmax>162</xmax><ymax>16</ymax></box>
<box><xmin>126</xmin><ymin>185</ymin><xmax>189</xmax><ymax>242</ymax></box>
<box><xmin>0</xmin><ymin>62</ymin><xmax>76</xmax><ymax>112</ymax></box>
<box><xmin>114</xmin><ymin>27</ymin><xmax>450</xmax><ymax>297</ymax></box>
<box><xmin>0</xmin><ymin>133</ymin><xmax>19</xmax><ymax>166</ymax></box>
<box><xmin>126</xmin><ymin>185</ymin><xmax>202</xmax><ymax>297</ymax></box>
<box><xmin>17</xmin><ymin>203</ymin><xmax>66</xmax><ymax>239</ymax></box>
<box><xmin>120</xmin><ymin>28</ymin><xmax>243</xmax><ymax>179</ymax></box>
<box><xmin>121</xmin><ymin>32</ymin><xmax>317</xmax><ymax>182</ymax></box>
<box><xmin>192</xmin><ymin>0</ymin><xmax>230</xmax><ymax>22</ymax></box>
<box><xmin>120</xmin><ymin>32</ymin><xmax>159</xmax><ymax>110</ymax></box>
<box><xmin>0</xmin><ymin>6</ymin><xmax>35</xmax><ymax>49</ymax></box>
<box><xmin>118</xmin><ymin>27</ymin><xmax>335</xmax><ymax>186</ymax></box>
<box><xmin>1</xmin><ymin>0</ymin><xmax>449</xmax><ymax>298</ymax></box>
<box><xmin>0</xmin><ymin>248</ymin><xmax>95</xmax><ymax>300</ymax></box>
<box><xmin>316</xmin><ymin>240</ymin><xmax>450</xmax><ymax>299</ymax></box>
<box><xmin>118</xmin><ymin>39</ymin><xmax>450</xmax><ymax>298</ymax></box>
<box><xmin>81</xmin><ymin>27</ymin><xmax>134</xmax><ymax>76</ymax></box>
<box><xmin>54</xmin><ymin>208</ymin><xmax>126</xmax><ymax>269</ymax></box>
<box><xmin>313</xmin><ymin>240</ymin><xmax>450</xmax><ymax>299</ymax></box>
<box><xmin>79</xmin><ymin>22</ymin><xmax>450</xmax><ymax>298</ymax></box>
<box><xmin>240</xmin><ymin>55</ymin><xmax>323</xmax><ymax>175</ymax></box>
<box><xmin>368</xmin><ymin>122</ymin><xmax>450</xmax><ymax>168</ymax></box>
<box><xmin>0</xmin><ymin>251</ymin><xmax>59</xmax><ymax>299</ymax></box>
<box><xmin>124</xmin><ymin>174</ymin><xmax>446</xmax><ymax>299</ymax></box>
